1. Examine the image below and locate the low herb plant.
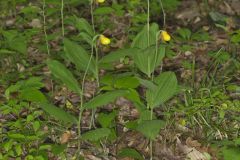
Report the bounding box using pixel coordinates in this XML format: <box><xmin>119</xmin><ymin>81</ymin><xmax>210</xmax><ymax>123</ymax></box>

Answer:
<box><xmin>40</xmin><ymin>0</ymin><xmax>179</xmax><ymax>159</ymax></box>
<box><xmin>1</xmin><ymin>0</ymin><xmax>180</xmax><ymax>159</ymax></box>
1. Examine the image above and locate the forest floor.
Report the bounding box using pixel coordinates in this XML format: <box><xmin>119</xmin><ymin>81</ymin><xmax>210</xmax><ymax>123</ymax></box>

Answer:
<box><xmin>0</xmin><ymin>0</ymin><xmax>240</xmax><ymax>160</ymax></box>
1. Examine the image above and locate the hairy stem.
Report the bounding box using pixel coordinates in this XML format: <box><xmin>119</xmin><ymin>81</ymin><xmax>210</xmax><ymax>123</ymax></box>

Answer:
<box><xmin>159</xmin><ymin>0</ymin><xmax>166</xmax><ymax>28</ymax></box>
<box><xmin>147</xmin><ymin>0</ymin><xmax>150</xmax><ymax>46</ymax></box>
<box><xmin>42</xmin><ymin>0</ymin><xmax>50</xmax><ymax>55</ymax></box>
<box><xmin>88</xmin><ymin>0</ymin><xmax>99</xmax><ymax>130</ymax></box>
<box><xmin>61</xmin><ymin>0</ymin><xmax>65</xmax><ymax>37</ymax></box>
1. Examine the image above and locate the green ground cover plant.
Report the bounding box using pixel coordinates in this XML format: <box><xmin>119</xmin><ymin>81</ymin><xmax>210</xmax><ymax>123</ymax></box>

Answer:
<box><xmin>0</xmin><ymin>0</ymin><xmax>239</xmax><ymax>159</ymax></box>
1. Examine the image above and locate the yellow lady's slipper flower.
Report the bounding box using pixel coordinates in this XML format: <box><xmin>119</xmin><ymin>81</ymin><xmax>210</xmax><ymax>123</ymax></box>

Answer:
<box><xmin>97</xmin><ymin>0</ymin><xmax>105</xmax><ymax>3</ymax></box>
<box><xmin>99</xmin><ymin>35</ymin><xmax>111</xmax><ymax>45</ymax></box>
<box><xmin>161</xmin><ymin>31</ymin><xmax>171</xmax><ymax>42</ymax></box>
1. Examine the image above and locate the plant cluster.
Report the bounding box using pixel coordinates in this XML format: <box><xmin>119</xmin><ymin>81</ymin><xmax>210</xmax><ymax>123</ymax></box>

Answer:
<box><xmin>0</xmin><ymin>0</ymin><xmax>239</xmax><ymax>159</ymax></box>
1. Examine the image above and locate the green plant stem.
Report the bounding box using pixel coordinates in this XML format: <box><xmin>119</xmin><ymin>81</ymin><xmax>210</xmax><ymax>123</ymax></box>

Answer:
<box><xmin>151</xmin><ymin>31</ymin><xmax>161</xmax><ymax>80</ymax></box>
<box><xmin>94</xmin><ymin>43</ymin><xmax>100</xmax><ymax>87</ymax></box>
<box><xmin>89</xmin><ymin>0</ymin><xmax>98</xmax><ymax>130</ymax></box>
<box><xmin>147</xmin><ymin>0</ymin><xmax>150</xmax><ymax>46</ymax></box>
<box><xmin>90</xmin><ymin>0</ymin><xmax>96</xmax><ymax>34</ymax></box>
<box><xmin>77</xmin><ymin>108</ymin><xmax>83</xmax><ymax>157</ymax></box>
<box><xmin>147</xmin><ymin>1</ymin><xmax>153</xmax><ymax>159</ymax></box>
<box><xmin>159</xmin><ymin>0</ymin><xmax>166</xmax><ymax>28</ymax></box>
<box><xmin>77</xmin><ymin>35</ymin><xmax>98</xmax><ymax>157</ymax></box>
<box><xmin>150</xmin><ymin>106</ymin><xmax>154</xmax><ymax>160</ymax></box>
<box><xmin>42</xmin><ymin>0</ymin><xmax>50</xmax><ymax>55</ymax></box>
<box><xmin>61</xmin><ymin>0</ymin><xmax>65</xmax><ymax>37</ymax></box>
<box><xmin>191</xmin><ymin>56</ymin><xmax>195</xmax><ymax>90</ymax></box>
<box><xmin>89</xmin><ymin>42</ymin><xmax>99</xmax><ymax>129</ymax></box>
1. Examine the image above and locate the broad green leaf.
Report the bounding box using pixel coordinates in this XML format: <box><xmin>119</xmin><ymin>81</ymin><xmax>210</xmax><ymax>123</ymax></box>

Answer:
<box><xmin>176</xmin><ymin>28</ymin><xmax>192</xmax><ymax>40</ymax></box>
<box><xmin>124</xmin><ymin>89</ymin><xmax>142</xmax><ymax>104</ymax></box>
<box><xmin>131</xmin><ymin>23</ymin><xmax>159</xmax><ymax>49</ymax></box>
<box><xmin>20</xmin><ymin>6</ymin><xmax>40</xmax><ymax>14</ymax></box>
<box><xmin>64</xmin><ymin>38</ymin><xmax>97</xmax><ymax>77</ymax></box>
<box><xmin>40</xmin><ymin>103</ymin><xmax>77</xmax><ymax>124</ymax></box>
<box><xmin>8</xmin><ymin>133</ymin><xmax>25</xmax><ymax>140</ymax></box>
<box><xmin>4</xmin><ymin>140</ymin><xmax>13</xmax><ymax>152</ymax></box>
<box><xmin>74</xmin><ymin>17</ymin><xmax>94</xmax><ymax>36</ymax></box>
<box><xmin>79</xmin><ymin>32</ymin><xmax>93</xmax><ymax>45</ymax></box>
<box><xmin>132</xmin><ymin>45</ymin><xmax>165</xmax><ymax>77</ymax></box>
<box><xmin>39</xmin><ymin>144</ymin><xmax>52</xmax><ymax>151</ymax></box>
<box><xmin>100</xmin><ymin>74</ymin><xmax>114</xmax><ymax>86</ymax></box>
<box><xmin>82</xmin><ymin>128</ymin><xmax>111</xmax><ymax>141</ymax></box>
<box><xmin>136</xmin><ymin>120</ymin><xmax>165</xmax><ymax>140</ymax></box>
<box><xmin>222</xmin><ymin>147</ymin><xmax>240</xmax><ymax>160</ymax></box>
<box><xmin>15</xmin><ymin>144</ymin><xmax>22</xmax><ymax>156</ymax></box>
<box><xmin>47</xmin><ymin>60</ymin><xmax>81</xmax><ymax>95</ymax></box>
<box><xmin>125</xmin><ymin>120</ymin><xmax>138</xmax><ymax>130</ymax></box>
<box><xmin>118</xmin><ymin>148</ymin><xmax>144</xmax><ymax>160</ymax></box>
<box><xmin>139</xmin><ymin>110</ymin><xmax>157</xmax><ymax>122</ymax></box>
<box><xmin>161</xmin><ymin>0</ymin><xmax>180</xmax><ymax>11</ymax></box>
<box><xmin>99</xmin><ymin>48</ymin><xmax>139</xmax><ymax>64</ymax></box>
<box><xmin>94</xmin><ymin>7</ymin><xmax>115</xmax><ymax>15</ymax></box>
<box><xmin>20</xmin><ymin>89</ymin><xmax>47</xmax><ymax>102</ymax></box>
<box><xmin>115</xmin><ymin>76</ymin><xmax>140</xmax><ymax>89</ymax></box>
<box><xmin>137</xmin><ymin>78</ymin><xmax>157</xmax><ymax>90</ymax></box>
<box><xmin>97</xmin><ymin>110</ymin><xmax>118</xmax><ymax>128</ymax></box>
<box><xmin>146</xmin><ymin>72</ymin><xmax>178</xmax><ymax>108</ymax></box>
<box><xmin>10</xmin><ymin>37</ymin><xmax>27</xmax><ymax>54</ymax></box>
<box><xmin>23</xmin><ymin>77</ymin><xmax>44</xmax><ymax>89</ymax></box>
<box><xmin>33</xmin><ymin>121</ymin><xmax>41</xmax><ymax>132</ymax></box>
<box><xmin>52</xmin><ymin>144</ymin><xmax>67</xmax><ymax>155</ymax></box>
<box><xmin>234</xmin><ymin>138</ymin><xmax>240</xmax><ymax>145</ymax></box>
<box><xmin>84</xmin><ymin>90</ymin><xmax>128</xmax><ymax>109</ymax></box>
<box><xmin>5</xmin><ymin>77</ymin><xmax>44</xmax><ymax>99</ymax></box>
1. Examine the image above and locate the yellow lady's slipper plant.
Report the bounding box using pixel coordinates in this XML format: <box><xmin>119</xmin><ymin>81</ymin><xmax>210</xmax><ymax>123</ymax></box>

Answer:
<box><xmin>161</xmin><ymin>31</ymin><xmax>171</xmax><ymax>42</ymax></box>
<box><xmin>99</xmin><ymin>35</ymin><xmax>111</xmax><ymax>45</ymax></box>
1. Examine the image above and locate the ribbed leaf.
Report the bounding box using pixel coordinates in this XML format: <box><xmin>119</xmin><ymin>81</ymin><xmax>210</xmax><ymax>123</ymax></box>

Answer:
<box><xmin>136</xmin><ymin>120</ymin><xmax>165</xmax><ymax>140</ymax></box>
<box><xmin>132</xmin><ymin>45</ymin><xmax>165</xmax><ymax>77</ymax></box>
<box><xmin>74</xmin><ymin>17</ymin><xmax>94</xmax><ymax>36</ymax></box>
<box><xmin>84</xmin><ymin>90</ymin><xmax>128</xmax><ymax>109</ymax></box>
<box><xmin>146</xmin><ymin>72</ymin><xmax>178</xmax><ymax>108</ymax></box>
<box><xmin>82</xmin><ymin>128</ymin><xmax>111</xmax><ymax>141</ymax></box>
<box><xmin>47</xmin><ymin>60</ymin><xmax>81</xmax><ymax>95</ymax></box>
<box><xmin>79</xmin><ymin>32</ymin><xmax>93</xmax><ymax>45</ymax></box>
<box><xmin>40</xmin><ymin>103</ymin><xmax>77</xmax><ymax>124</ymax></box>
<box><xmin>131</xmin><ymin>23</ymin><xmax>159</xmax><ymax>49</ymax></box>
<box><xmin>64</xmin><ymin>38</ymin><xmax>97</xmax><ymax>77</ymax></box>
<box><xmin>20</xmin><ymin>89</ymin><xmax>47</xmax><ymax>102</ymax></box>
<box><xmin>137</xmin><ymin>78</ymin><xmax>157</xmax><ymax>90</ymax></box>
<box><xmin>99</xmin><ymin>48</ymin><xmax>139</xmax><ymax>64</ymax></box>
<box><xmin>118</xmin><ymin>148</ymin><xmax>144</xmax><ymax>160</ymax></box>
<box><xmin>115</xmin><ymin>76</ymin><xmax>140</xmax><ymax>89</ymax></box>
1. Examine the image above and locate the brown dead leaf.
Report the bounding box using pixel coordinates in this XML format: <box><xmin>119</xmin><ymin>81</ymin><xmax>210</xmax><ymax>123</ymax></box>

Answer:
<box><xmin>29</xmin><ymin>18</ymin><xmax>42</xmax><ymax>28</ymax></box>
<box><xmin>177</xmin><ymin>138</ymin><xmax>207</xmax><ymax>160</ymax></box>
<box><xmin>186</xmin><ymin>137</ymin><xmax>201</xmax><ymax>148</ymax></box>
<box><xmin>60</xmin><ymin>131</ymin><xmax>72</xmax><ymax>144</ymax></box>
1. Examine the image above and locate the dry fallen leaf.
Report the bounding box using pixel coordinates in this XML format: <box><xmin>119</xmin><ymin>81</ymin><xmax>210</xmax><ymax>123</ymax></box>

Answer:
<box><xmin>186</xmin><ymin>137</ymin><xmax>202</xmax><ymax>148</ymax></box>
<box><xmin>176</xmin><ymin>138</ymin><xmax>207</xmax><ymax>160</ymax></box>
<box><xmin>60</xmin><ymin>131</ymin><xmax>72</xmax><ymax>144</ymax></box>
